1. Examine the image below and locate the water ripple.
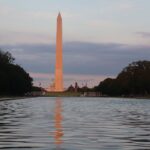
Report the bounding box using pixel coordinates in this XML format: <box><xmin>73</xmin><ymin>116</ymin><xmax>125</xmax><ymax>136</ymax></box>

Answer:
<box><xmin>0</xmin><ymin>97</ymin><xmax>150</xmax><ymax>150</ymax></box>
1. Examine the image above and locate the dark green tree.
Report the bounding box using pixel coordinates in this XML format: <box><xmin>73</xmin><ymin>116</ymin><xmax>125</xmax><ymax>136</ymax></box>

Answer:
<box><xmin>0</xmin><ymin>49</ymin><xmax>33</xmax><ymax>96</ymax></box>
<box><xmin>117</xmin><ymin>61</ymin><xmax>150</xmax><ymax>95</ymax></box>
<box><xmin>95</xmin><ymin>60</ymin><xmax>150</xmax><ymax>96</ymax></box>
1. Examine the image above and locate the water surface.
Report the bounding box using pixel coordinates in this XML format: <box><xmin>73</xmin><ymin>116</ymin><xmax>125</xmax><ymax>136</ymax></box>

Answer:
<box><xmin>0</xmin><ymin>97</ymin><xmax>150</xmax><ymax>150</ymax></box>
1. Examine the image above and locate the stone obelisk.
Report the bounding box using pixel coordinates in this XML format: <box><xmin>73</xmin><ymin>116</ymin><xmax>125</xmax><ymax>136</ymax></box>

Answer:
<box><xmin>55</xmin><ymin>13</ymin><xmax>63</xmax><ymax>92</ymax></box>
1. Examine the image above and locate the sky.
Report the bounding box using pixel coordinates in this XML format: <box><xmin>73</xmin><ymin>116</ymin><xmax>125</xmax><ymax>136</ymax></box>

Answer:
<box><xmin>0</xmin><ymin>0</ymin><xmax>150</xmax><ymax>88</ymax></box>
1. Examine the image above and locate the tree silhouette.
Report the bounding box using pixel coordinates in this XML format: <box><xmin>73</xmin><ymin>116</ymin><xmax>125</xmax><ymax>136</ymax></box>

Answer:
<box><xmin>95</xmin><ymin>61</ymin><xmax>150</xmax><ymax>96</ymax></box>
<box><xmin>0</xmin><ymin>49</ymin><xmax>33</xmax><ymax>96</ymax></box>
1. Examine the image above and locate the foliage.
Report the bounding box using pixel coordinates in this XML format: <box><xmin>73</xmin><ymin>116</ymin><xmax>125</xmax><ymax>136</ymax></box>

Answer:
<box><xmin>95</xmin><ymin>61</ymin><xmax>150</xmax><ymax>96</ymax></box>
<box><xmin>0</xmin><ymin>50</ymin><xmax>15</xmax><ymax>65</ymax></box>
<box><xmin>0</xmin><ymin>49</ymin><xmax>33</xmax><ymax>96</ymax></box>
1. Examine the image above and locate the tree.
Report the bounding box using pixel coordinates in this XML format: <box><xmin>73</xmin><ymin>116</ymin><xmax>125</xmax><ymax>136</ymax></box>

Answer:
<box><xmin>0</xmin><ymin>50</ymin><xmax>14</xmax><ymax>65</ymax></box>
<box><xmin>117</xmin><ymin>61</ymin><xmax>150</xmax><ymax>95</ymax></box>
<box><xmin>0</xmin><ymin>49</ymin><xmax>33</xmax><ymax>96</ymax></box>
<box><xmin>95</xmin><ymin>60</ymin><xmax>150</xmax><ymax>96</ymax></box>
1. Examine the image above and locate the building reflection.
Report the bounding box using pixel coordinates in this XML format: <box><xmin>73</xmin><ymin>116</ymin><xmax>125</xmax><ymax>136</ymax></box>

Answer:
<box><xmin>54</xmin><ymin>98</ymin><xmax>64</xmax><ymax>146</ymax></box>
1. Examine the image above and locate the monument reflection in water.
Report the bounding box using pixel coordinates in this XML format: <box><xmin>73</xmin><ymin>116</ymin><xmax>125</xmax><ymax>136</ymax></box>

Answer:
<box><xmin>53</xmin><ymin>98</ymin><xmax>64</xmax><ymax>148</ymax></box>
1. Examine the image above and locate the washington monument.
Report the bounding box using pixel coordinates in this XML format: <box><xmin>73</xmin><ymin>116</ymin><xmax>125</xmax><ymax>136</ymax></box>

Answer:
<box><xmin>54</xmin><ymin>12</ymin><xmax>63</xmax><ymax>92</ymax></box>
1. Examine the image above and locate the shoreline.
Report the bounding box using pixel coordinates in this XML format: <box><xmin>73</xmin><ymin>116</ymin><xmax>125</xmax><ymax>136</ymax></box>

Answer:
<box><xmin>0</xmin><ymin>95</ymin><xmax>150</xmax><ymax>101</ymax></box>
<box><xmin>0</xmin><ymin>97</ymin><xmax>37</xmax><ymax>101</ymax></box>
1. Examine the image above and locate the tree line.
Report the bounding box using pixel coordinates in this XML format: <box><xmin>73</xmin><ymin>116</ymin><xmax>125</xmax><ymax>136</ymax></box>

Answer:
<box><xmin>94</xmin><ymin>60</ymin><xmax>150</xmax><ymax>97</ymax></box>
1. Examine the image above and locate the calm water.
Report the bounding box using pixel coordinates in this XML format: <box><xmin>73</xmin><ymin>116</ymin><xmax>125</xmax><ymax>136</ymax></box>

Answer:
<box><xmin>0</xmin><ymin>97</ymin><xmax>150</xmax><ymax>150</ymax></box>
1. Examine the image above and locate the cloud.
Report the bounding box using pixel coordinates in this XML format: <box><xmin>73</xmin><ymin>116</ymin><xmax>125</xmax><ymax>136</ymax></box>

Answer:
<box><xmin>136</xmin><ymin>32</ymin><xmax>150</xmax><ymax>38</ymax></box>
<box><xmin>100</xmin><ymin>1</ymin><xmax>136</xmax><ymax>15</ymax></box>
<box><xmin>1</xmin><ymin>41</ymin><xmax>150</xmax><ymax>87</ymax></box>
<box><xmin>1</xmin><ymin>42</ymin><xmax>150</xmax><ymax>74</ymax></box>
<box><xmin>0</xmin><ymin>3</ymin><xmax>140</xmax><ymax>45</ymax></box>
<box><xmin>116</xmin><ymin>1</ymin><xmax>135</xmax><ymax>12</ymax></box>
<box><xmin>0</xmin><ymin>31</ymin><xmax>53</xmax><ymax>45</ymax></box>
<box><xmin>0</xmin><ymin>4</ymin><xmax>75</xmax><ymax>41</ymax></box>
<box><xmin>0</xmin><ymin>4</ymin><xmax>15</xmax><ymax>15</ymax></box>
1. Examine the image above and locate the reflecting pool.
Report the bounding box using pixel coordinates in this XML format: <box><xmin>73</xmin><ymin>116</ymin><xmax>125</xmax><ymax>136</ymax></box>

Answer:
<box><xmin>0</xmin><ymin>97</ymin><xmax>150</xmax><ymax>150</ymax></box>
